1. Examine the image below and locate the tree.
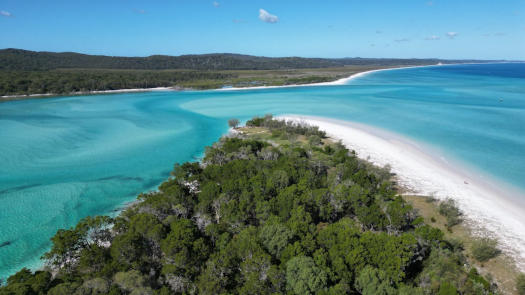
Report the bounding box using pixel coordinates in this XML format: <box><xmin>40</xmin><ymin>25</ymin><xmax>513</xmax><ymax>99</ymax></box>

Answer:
<box><xmin>259</xmin><ymin>222</ymin><xmax>293</xmax><ymax>257</ymax></box>
<box><xmin>161</xmin><ymin>218</ymin><xmax>209</xmax><ymax>277</ymax></box>
<box><xmin>355</xmin><ymin>266</ymin><xmax>397</xmax><ymax>295</ymax></box>
<box><xmin>286</xmin><ymin>256</ymin><xmax>327</xmax><ymax>295</ymax></box>
<box><xmin>113</xmin><ymin>270</ymin><xmax>151</xmax><ymax>293</ymax></box>
<box><xmin>228</xmin><ymin>118</ymin><xmax>240</xmax><ymax>129</ymax></box>
<box><xmin>2</xmin><ymin>268</ymin><xmax>52</xmax><ymax>295</ymax></box>
<box><xmin>42</xmin><ymin>216</ymin><xmax>113</xmax><ymax>271</ymax></box>
<box><xmin>42</xmin><ymin>227</ymin><xmax>85</xmax><ymax>271</ymax></box>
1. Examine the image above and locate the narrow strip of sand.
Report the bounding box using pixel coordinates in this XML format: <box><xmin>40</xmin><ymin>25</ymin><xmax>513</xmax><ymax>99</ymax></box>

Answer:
<box><xmin>1</xmin><ymin>87</ymin><xmax>174</xmax><ymax>100</ymax></box>
<box><xmin>282</xmin><ymin>114</ymin><xmax>525</xmax><ymax>271</ymax></box>
<box><xmin>215</xmin><ymin>64</ymin><xmax>441</xmax><ymax>91</ymax></box>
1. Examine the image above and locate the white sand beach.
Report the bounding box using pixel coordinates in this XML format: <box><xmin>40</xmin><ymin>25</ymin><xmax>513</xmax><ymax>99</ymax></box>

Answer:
<box><xmin>1</xmin><ymin>87</ymin><xmax>174</xmax><ymax>100</ymax></box>
<box><xmin>216</xmin><ymin>64</ymin><xmax>441</xmax><ymax>91</ymax></box>
<box><xmin>282</xmin><ymin>115</ymin><xmax>525</xmax><ymax>271</ymax></box>
<box><xmin>85</xmin><ymin>87</ymin><xmax>173</xmax><ymax>94</ymax></box>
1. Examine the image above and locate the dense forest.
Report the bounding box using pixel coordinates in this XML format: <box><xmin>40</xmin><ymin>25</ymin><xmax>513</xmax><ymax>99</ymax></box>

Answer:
<box><xmin>0</xmin><ymin>70</ymin><xmax>233</xmax><ymax>95</ymax></box>
<box><xmin>0</xmin><ymin>116</ymin><xmax>508</xmax><ymax>295</ymax></box>
<box><xmin>0</xmin><ymin>49</ymin><xmax>488</xmax><ymax>71</ymax></box>
<box><xmin>0</xmin><ymin>49</ymin><xmax>499</xmax><ymax>97</ymax></box>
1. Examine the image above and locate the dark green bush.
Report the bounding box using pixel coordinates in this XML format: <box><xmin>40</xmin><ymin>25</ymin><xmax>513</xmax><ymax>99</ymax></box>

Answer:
<box><xmin>516</xmin><ymin>273</ymin><xmax>525</xmax><ymax>295</ymax></box>
<box><xmin>471</xmin><ymin>238</ymin><xmax>501</xmax><ymax>262</ymax></box>
<box><xmin>438</xmin><ymin>199</ymin><xmax>462</xmax><ymax>227</ymax></box>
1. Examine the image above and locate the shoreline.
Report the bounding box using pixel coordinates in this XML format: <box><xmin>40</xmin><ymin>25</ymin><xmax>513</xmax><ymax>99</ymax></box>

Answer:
<box><xmin>214</xmin><ymin>62</ymin><xmax>512</xmax><ymax>92</ymax></box>
<box><xmin>1</xmin><ymin>62</ymin><xmax>511</xmax><ymax>101</ymax></box>
<box><xmin>0</xmin><ymin>64</ymin><xmax>442</xmax><ymax>101</ymax></box>
<box><xmin>215</xmin><ymin>64</ymin><xmax>438</xmax><ymax>91</ymax></box>
<box><xmin>0</xmin><ymin>87</ymin><xmax>177</xmax><ymax>101</ymax></box>
<box><xmin>281</xmin><ymin>114</ymin><xmax>525</xmax><ymax>271</ymax></box>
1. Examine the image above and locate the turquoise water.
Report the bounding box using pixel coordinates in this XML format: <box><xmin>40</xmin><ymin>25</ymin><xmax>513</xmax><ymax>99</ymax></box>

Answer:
<box><xmin>1</xmin><ymin>63</ymin><xmax>524</xmax><ymax>279</ymax></box>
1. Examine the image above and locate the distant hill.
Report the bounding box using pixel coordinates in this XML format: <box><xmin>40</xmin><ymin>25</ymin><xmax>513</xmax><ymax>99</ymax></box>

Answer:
<box><xmin>0</xmin><ymin>48</ymin><xmax>496</xmax><ymax>71</ymax></box>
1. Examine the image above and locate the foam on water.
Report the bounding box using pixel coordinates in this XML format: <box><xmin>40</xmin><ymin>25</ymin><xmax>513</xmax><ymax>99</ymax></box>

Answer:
<box><xmin>0</xmin><ymin>63</ymin><xmax>524</xmax><ymax>279</ymax></box>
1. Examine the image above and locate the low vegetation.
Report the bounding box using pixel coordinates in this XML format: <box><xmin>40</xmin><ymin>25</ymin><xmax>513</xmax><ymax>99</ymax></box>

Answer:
<box><xmin>471</xmin><ymin>238</ymin><xmax>501</xmax><ymax>262</ymax></box>
<box><xmin>517</xmin><ymin>273</ymin><xmax>525</xmax><ymax>295</ymax></box>
<box><xmin>0</xmin><ymin>117</ymin><xmax>503</xmax><ymax>294</ymax></box>
<box><xmin>246</xmin><ymin>114</ymin><xmax>326</xmax><ymax>138</ymax></box>
<box><xmin>438</xmin><ymin>199</ymin><xmax>463</xmax><ymax>228</ymax></box>
<box><xmin>404</xmin><ymin>195</ymin><xmax>523</xmax><ymax>294</ymax></box>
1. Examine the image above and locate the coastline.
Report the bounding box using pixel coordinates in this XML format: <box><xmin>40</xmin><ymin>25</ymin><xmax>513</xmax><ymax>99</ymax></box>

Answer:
<box><xmin>2</xmin><ymin>62</ymin><xmax>516</xmax><ymax>101</ymax></box>
<box><xmin>0</xmin><ymin>87</ymin><xmax>176</xmax><ymax>102</ymax></box>
<box><xmin>1</xmin><ymin>62</ymin><xmax>501</xmax><ymax>101</ymax></box>
<box><xmin>0</xmin><ymin>64</ymin><xmax>438</xmax><ymax>101</ymax></box>
<box><xmin>281</xmin><ymin>114</ymin><xmax>525</xmax><ymax>271</ymax></box>
<box><xmin>215</xmin><ymin>61</ymin><xmax>519</xmax><ymax>92</ymax></box>
<box><xmin>214</xmin><ymin>64</ymin><xmax>438</xmax><ymax>91</ymax></box>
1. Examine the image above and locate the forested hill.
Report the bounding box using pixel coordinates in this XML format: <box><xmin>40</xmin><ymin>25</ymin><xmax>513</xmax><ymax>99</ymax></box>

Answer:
<box><xmin>0</xmin><ymin>48</ymin><xmax>493</xmax><ymax>71</ymax></box>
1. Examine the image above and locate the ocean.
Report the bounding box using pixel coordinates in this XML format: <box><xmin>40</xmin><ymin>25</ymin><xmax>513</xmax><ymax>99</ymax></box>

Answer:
<box><xmin>0</xmin><ymin>63</ymin><xmax>524</xmax><ymax>279</ymax></box>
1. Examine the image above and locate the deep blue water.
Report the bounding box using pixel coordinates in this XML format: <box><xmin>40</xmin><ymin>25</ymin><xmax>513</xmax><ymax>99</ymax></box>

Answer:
<box><xmin>0</xmin><ymin>63</ymin><xmax>524</xmax><ymax>279</ymax></box>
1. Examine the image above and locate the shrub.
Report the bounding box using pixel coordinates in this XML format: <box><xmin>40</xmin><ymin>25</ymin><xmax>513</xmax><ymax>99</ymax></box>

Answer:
<box><xmin>438</xmin><ymin>281</ymin><xmax>458</xmax><ymax>295</ymax></box>
<box><xmin>355</xmin><ymin>266</ymin><xmax>397</xmax><ymax>295</ymax></box>
<box><xmin>516</xmin><ymin>273</ymin><xmax>525</xmax><ymax>295</ymax></box>
<box><xmin>438</xmin><ymin>199</ymin><xmax>462</xmax><ymax>227</ymax></box>
<box><xmin>286</xmin><ymin>256</ymin><xmax>327</xmax><ymax>295</ymax></box>
<box><xmin>308</xmin><ymin>135</ymin><xmax>322</xmax><ymax>146</ymax></box>
<box><xmin>471</xmin><ymin>238</ymin><xmax>500</xmax><ymax>262</ymax></box>
<box><xmin>245</xmin><ymin>116</ymin><xmax>326</xmax><ymax>138</ymax></box>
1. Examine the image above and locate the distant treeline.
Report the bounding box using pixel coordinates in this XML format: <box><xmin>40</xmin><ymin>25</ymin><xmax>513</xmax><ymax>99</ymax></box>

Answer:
<box><xmin>0</xmin><ymin>70</ymin><xmax>232</xmax><ymax>96</ymax></box>
<box><xmin>0</xmin><ymin>49</ymin><xmax>495</xmax><ymax>71</ymax></box>
<box><xmin>0</xmin><ymin>48</ymin><xmax>502</xmax><ymax>97</ymax></box>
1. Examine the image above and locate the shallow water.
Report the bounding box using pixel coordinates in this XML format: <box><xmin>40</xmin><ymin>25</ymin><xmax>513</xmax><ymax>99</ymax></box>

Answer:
<box><xmin>1</xmin><ymin>63</ymin><xmax>524</xmax><ymax>279</ymax></box>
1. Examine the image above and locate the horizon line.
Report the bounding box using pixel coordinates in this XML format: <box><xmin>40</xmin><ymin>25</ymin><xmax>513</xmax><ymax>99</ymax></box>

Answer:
<box><xmin>1</xmin><ymin>48</ymin><xmax>520</xmax><ymax>62</ymax></box>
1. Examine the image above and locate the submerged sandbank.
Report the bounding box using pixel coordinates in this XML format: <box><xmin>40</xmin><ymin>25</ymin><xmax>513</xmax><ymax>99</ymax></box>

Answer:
<box><xmin>282</xmin><ymin>115</ymin><xmax>525</xmax><ymax>271</ymax></box>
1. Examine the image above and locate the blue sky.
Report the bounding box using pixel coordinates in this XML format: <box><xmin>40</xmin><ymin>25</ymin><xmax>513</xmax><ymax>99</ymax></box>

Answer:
<box><xmin>1</xmin><ymin>0</ymin><xmax>524</xmax><ymax>60</ymax></box>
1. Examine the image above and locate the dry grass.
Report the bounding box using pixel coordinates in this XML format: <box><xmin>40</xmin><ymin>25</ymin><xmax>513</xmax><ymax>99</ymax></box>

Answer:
<box><xmin>237</xmin><ymin>126</ymin><xmax>310</xmax><ymax>146</ymax></box>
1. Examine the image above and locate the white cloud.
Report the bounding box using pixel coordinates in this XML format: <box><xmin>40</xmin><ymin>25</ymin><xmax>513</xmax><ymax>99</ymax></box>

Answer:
<box><xmin>259</xmin><ymin>9</ymin><xmax>278</xmax><ymax>23</ymax></box>
<box><xmin>446</xmin><ymin>32</ymin><xmax>458</xmax><ymax>39</ymax></box>
<box><xmin>425</xmin><ymin>35</ymin><xmax>440</xmax><ymax>40</ymax></box>
<box><xmin>1</xmin><ymin>10</ymin><xmax>11</xmax><ymax>17</ymax></box>
<box><xmin>213</xmin><ymin>1</ymin><xmax>220</xmax><ymax>8</ymax></box>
